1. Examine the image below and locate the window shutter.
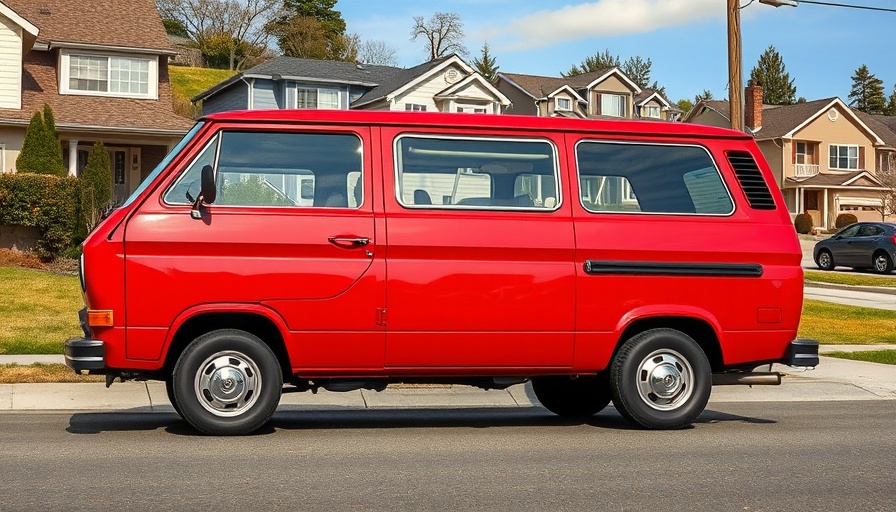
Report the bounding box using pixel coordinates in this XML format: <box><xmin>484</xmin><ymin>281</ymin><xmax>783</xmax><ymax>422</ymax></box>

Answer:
<box><xmin>791</xmin><ymin>141</ymin><xmax>797</xmax><ymax>164</ymax></box>
<box><xmin>727</xmin><ymin>151</ymin><xmax>776</xmax><ymax>210</ymax></box>
<box><xmin>859</xmin><ymin>146</ymin><xmax>865</xmax><ymax>170</ymax></box>
<box><xmin>594</xmin><ymin>93</ymin><xmax>601</xmax><ymax>115</ymax></box>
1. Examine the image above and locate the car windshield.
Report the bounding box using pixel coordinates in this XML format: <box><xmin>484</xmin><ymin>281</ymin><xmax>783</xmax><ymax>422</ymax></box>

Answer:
<box><xmin>120</xmin><ymin>122</ymin><xmax>205</xmax><ymax>208</ymax></box>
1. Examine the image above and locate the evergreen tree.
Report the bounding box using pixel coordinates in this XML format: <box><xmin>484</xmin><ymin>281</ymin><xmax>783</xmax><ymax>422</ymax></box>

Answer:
<box><xmin>272</xmin><ymin>0</ymin><xmax>348</xmax><ymax>61</ymax></box>
<box><xmin>80</xmin><ymin>141</ymin><xmax>112</xmax><ymax>232</ymax></box>
<box><xmin>621</xmin><ymin>55</ymin><xmax>652</xmax><ymax>89</ymax></box>
<box><xmin>694</xmin><ymin>89</ymin><xmax>713</xmax><ymax>104</ymax></box>
<box><xmin>472</xmin><ymin>42</ymin><xmax>499</xmax><ymax>82</ymax></box>
<box><xmin>15</xmin><ymin>104</ymin><xmax>65</xmax><ymax>176</ymax></box>
<box><xmin>749</xmin><ymin>45</ymin><xmax>796</xmax><ymax>105</ymax></box>
<box><xmin>885</xmin><ymin>85</ymin><xmax>896</xmax><ymax>116</ymax></box>
<box><xmin>849</xmin><ymin>64</ymin><xmax>886</xmax><ymax>114</ymax></box>
<box><xmin>564</xmin><ymin>49</ymin><xmax>619</xmax><ymax>76</ymax></box>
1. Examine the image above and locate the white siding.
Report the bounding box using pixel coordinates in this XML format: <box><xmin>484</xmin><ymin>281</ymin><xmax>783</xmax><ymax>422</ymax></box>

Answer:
<box><xmin>393</xmin><ymin>64</ymin><xmax>470</xmax><ymax>112</ymax></box>
<box><xmin>0</xmin><ymin>16</ymin><xmax>22</xmax><ymax>110</ymax></box>
<box><xmin>252</xmin><ymin>80</ymin><xmax>279</xmax><ymax>109</ymax></box>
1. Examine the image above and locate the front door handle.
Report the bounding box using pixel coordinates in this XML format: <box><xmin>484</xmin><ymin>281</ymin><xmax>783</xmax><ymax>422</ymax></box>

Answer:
<box><xmin>328</xmin><ymin>237</ymin><xmax>370</xmax><ymax>247</ymax></box>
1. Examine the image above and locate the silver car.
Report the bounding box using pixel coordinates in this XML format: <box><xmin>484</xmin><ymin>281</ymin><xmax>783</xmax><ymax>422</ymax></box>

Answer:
<box><xmin>813</xmin><ymin>222</ymin><xmax>896</xmax><ymax>274</ymax></box>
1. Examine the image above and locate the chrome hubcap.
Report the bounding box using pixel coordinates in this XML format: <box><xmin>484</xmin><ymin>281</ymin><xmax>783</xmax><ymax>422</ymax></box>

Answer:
<box><xmin>195</xmin><ymin>351</ymin><xmax>261</xmax><ymax>417</ymax></box>
<box><xmin>819</xmin><ymin>253</ymin><xmax>831</xmax><ymax>268</ymax></box>
<box><xmin>636</xmin><ymin>349</ymin><xmax>694</xmax><ymax>411</ymax></box>
<box><xmin>875</xmin><ymin>256</ymin><xmax>888</xmax><ymax>272</ymax></box>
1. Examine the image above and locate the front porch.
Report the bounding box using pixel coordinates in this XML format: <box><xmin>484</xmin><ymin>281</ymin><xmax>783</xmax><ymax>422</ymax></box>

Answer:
<box><xmin>785</xmin><ymin>171</ymin><xmax>888</xmax><ymax>230</ymax></box>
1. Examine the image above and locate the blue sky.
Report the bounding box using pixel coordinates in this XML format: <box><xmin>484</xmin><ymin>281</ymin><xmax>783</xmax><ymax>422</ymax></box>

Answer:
<box><xmin>339</xmin><ymin>0</ymin><xmax>896</xmax><ymax>105</ymax></box>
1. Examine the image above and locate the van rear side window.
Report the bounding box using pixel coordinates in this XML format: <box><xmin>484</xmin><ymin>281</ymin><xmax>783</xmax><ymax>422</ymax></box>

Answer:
<box><xmin>164</xmin><ymin>131</ymin><xmax>363</xmax><ymax>208</ymax></box>
<box><xmin>576</xmin><ymin>141</ymin><xmax>734</xmax><ymax>215</ymax></box>
<box><xmin>394</xmin><ymin>135</ymin><xmax>559</xmax><ymax>209</ymax></box>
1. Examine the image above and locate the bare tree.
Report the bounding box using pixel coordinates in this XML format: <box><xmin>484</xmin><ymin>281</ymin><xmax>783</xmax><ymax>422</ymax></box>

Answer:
<box><xmin>271</xmin><ymin>15</ymin><xmax>329</xmax><ymax>59</ymax></box>
<box><xmin>359</xmin><ymin>40</ymin><xmax>398</xmax><ymax>67</ymax></box>
<box><xmin>157</xmin><ymin>0</ymin><xmax>277</xmax><ymax>70</ymax></box>
<box><xmin>410</xmin><ymin>12</ymin><xmax>467</xmax><ymax>61</ymax></box>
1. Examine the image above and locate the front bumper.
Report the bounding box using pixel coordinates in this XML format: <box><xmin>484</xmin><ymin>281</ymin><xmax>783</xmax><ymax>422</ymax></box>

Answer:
<box><xmin>64</xmin><ymin>337</ymin><xmax>105</xmax><ymax>373</ymax></box>
<box><xmin>787</xmin><ymin>338</ymin><xmax>819</xmax><ymax>367</ymax></box>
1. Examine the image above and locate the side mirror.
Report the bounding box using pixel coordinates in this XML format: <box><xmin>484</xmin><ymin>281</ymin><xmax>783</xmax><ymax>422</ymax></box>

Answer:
<box><xmin>191</xmin><ymin>164</ymin><xmax>217</xmax><ymax>219</ymax></box>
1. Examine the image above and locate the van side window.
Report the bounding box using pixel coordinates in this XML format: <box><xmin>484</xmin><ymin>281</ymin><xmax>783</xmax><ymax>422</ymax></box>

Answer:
<box><xmin>395</xmin><ymin>135</ymin><xmax>559</xmax><ymax>210</ymax></box>
<box><xmin>164</xmin><ymin>131</ymin><xmax>363</xmax><ymax>208</ymax></box>
<box><xmin>576</xmin><ymin>141</ymin><xmax>734</xmax><ymax>215</ymax></box>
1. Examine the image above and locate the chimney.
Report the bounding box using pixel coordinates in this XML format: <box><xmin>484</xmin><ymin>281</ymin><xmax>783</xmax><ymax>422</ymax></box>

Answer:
<box><xmin>744</xmin><ymin>80</ymin><xmax>763</xmax><ymax>131</ymax></box>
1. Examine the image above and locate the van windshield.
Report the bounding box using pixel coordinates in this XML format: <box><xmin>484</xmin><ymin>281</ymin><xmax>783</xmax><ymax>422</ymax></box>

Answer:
<box><xmin>120</xmin><ymin>122</ymin><xmax>205</xmax><ymax>208</ymax></box>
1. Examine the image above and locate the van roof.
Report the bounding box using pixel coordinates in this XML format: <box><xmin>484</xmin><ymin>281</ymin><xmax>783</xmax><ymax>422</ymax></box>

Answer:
<box><xmin>202</xmin><ymin>109</ymin><xmax>751</xmax><ymax>140</ymax></box>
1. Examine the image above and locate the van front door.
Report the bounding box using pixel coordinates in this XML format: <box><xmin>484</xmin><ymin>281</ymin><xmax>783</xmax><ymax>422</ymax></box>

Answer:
<box><xmin>381</xmin><ymin>130</ymin><xmax>575</xmax><ymax>370</ymax></box>
<box><xmin>123</xmin><ymin>127</ymin><xmax>384</xmax><ymax>370</ymax></box>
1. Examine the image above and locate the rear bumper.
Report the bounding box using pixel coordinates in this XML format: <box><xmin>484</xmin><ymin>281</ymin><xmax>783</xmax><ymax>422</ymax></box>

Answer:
<box><xmin>64</xmin><ymin>337</ymin><xmax>105</xmax><ymax>373</ymax></box>
<box><xmin>786</xmin><ymin>338</ymin><xmax>819</xmax><ymax>367</ymax></box>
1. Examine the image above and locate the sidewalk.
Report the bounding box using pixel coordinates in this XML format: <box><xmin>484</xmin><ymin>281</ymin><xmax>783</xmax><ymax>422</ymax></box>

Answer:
<box><xmin>1</xmin><ymin>352</ymin><xmax>894</xmax><ymax>412</ymax></box>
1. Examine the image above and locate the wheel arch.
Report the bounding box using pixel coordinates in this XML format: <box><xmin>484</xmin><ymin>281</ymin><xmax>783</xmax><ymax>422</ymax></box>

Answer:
<box><xmin>613</xmin><ymin>314</ymin><xmax>724</xmax><ymax>372</ymax></box>
<box><xmin>163</xmin><ymin>306</ymin><xmax>291</xmax><ymax>379</ymax></box>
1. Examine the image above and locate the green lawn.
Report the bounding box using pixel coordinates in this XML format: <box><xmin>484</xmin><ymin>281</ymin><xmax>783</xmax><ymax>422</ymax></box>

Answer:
<box><xmin>804</xmin><ymin>270</ymin><xmax>896</xmax><ymax>288</ymax></box>
<box><xmin>168</xmin><ymin>66</ymin><xmax>236</xmax><ymax>118</ymax></box>
<box><xmin>799</xmin><ymin>299</ymin><xmax>896</xmax><ymax>345</ymax></box>
<box><xmin>0</xmin><ymin>267</ymin><xmax>82</xmax><ymax>354</ymax></box>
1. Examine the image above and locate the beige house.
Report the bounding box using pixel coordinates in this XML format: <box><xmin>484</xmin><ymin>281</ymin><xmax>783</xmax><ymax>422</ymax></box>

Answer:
<box><xmin>0</xmin><ymin>0</ymin><xmax>193</xmax><ymax>203</ymax></box>
<box><xmin>495</xmin><ymin>68</ymin><xmax>680</xmax><ymax>121</ymax></box>
<box><xmin>685</xmin><ymin>85</ymin><xmax>896</xmax><ymax>230</ymax></box>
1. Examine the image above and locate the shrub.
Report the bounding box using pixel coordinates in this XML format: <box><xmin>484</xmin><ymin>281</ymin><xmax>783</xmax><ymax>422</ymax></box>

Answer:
<box><xmin>794</xmin><ymin>212</ymin><xmax>813</xmax><ymax>234</ymax></box>
<box><xmin>218</xmin><ymin>177</ymin><xmax>294</xmax><ymax>206</ymax></box>
<box><xmin>15</xmin><ymin>104</ymin><xmax>65</xmax><ymax>176</ymax></box>
<box><xmin>80</xmin><ymin>141</ymin><xmax>112</xmax><ymax>232</ymax></box>
<box><xmin>0</xmin><ymin>173</ymin><xmax>80</xmax><ymax>260</ymax></box>
<box><xmin>835</xmin><ymin>213</ymin><xmax>858</xmax><ymax>229</ymax></box>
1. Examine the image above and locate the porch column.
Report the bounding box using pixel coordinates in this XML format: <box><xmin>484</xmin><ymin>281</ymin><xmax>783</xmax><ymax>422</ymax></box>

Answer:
<box><xmin>67</xmin><ymin>140</ymin><xmax>78</xmax><ymax>177</ymax></box>
<box><xmin>823</xmin><ymin>189</ymin><xmax>829</xmax><ymax>230</ymax></box>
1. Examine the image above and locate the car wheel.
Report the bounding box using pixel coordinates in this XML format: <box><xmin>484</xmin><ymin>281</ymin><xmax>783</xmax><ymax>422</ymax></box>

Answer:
<box><xmin>873</xmin><ymin>252</ymin><xmax>893</xmax><ymax>274</ymax></box>
<box><xmin>172</xmin><ymin>329</ymin><xmax>282</xmax><ymax>435</ymax></box>
<box><xmin>165</xmin><ymin>374</ymin><xmax>183</xmax><ymax>418</ymax></box>
<box><xmin>609</xmin><ymin>328</ymin><xmax>711</xmax><ymax>430</ymax></box>
<box><xmin>531</xmin><ymin>375</ymin><xmax>612</xmax><ymax>418</ymax></box>
<box><xmin>815</xmin><ymin>249</ymin><xmax>835</xmax><ymax>271</ymax></box>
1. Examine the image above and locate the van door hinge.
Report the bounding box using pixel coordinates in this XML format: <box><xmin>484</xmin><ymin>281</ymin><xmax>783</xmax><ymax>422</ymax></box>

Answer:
<box><xmin>376</xmin><ymin>308</ymin><xmax>387</xmax><ymax>326</ymax></box>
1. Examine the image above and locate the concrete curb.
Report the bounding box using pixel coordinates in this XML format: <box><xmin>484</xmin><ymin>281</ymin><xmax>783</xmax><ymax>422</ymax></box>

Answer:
<box><xmin>805</xmin><ymin>280</ymin><xmax>896</xmax><ymax>296</ymax></box>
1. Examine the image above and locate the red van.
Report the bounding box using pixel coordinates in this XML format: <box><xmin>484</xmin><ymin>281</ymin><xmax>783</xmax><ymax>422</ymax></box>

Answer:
<box><xmin>65</xmin><ymin>110</ymin><xmax>818</xmax><ymax>435</ymax></box>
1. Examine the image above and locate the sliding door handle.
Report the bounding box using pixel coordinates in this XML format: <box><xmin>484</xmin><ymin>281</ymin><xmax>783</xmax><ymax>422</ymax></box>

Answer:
<box><xmin>328</xmin><ymin>237</ymin><xmax>370</xmax><ymax>247</ymax></box>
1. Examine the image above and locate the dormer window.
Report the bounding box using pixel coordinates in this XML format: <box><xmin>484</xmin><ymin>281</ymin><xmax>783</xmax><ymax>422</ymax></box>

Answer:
<box><xmin>600</xmin><ymin>93</ymin><xmax>626</xmax><ymax>117</ymax></box>
<box><xmin>60</xmin><ymin>50</ymin><xmax>158</xmax><ymax>99</ymax></box>
<box><xmin>555</xmin><ymin>97</ymin><xmax>571</xmax><ymax>111</ymax></box>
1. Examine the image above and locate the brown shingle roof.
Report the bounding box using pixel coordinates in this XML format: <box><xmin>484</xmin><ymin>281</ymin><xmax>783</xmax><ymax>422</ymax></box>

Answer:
<box><xmin>4</xmin><ymin>0</ymin><xmax>173</xmax><ymax>52</ymax></box>
<box><xmin>753</xmin><ymin>98</ymin><xmax>837</xmax><ymax>140</ymax></box>
<box><xmin>500</xmin><ymin>68</ymin><xmax>617</xmax><ymax>99</ymax></box>
<box><xmin>784</xmin><ymin>171</ymin><xmax>884</xmax><ymax>188</ymax></box>
<box><xmin>0</xmin><ymin>51</ymin><xmax>192</xmax><ymax>133</ymax></box>
<box><xmin>855</xmin><ymin>111</ymin><xmax>896</xmax><ymax>149</ymax></box>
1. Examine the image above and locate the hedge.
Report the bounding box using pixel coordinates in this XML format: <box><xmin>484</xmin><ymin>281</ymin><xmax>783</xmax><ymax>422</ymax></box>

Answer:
<box><xmin>0</xmin><ymin>173</ymin><xmax>81</xmax><ymax>259</ymax></box>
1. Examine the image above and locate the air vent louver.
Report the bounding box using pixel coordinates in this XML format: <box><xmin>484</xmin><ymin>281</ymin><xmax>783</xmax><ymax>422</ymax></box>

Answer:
<box><xmin>727</xmin><ymin>151</ymin><xmax>776</xmax><ymax>210</ymax></box>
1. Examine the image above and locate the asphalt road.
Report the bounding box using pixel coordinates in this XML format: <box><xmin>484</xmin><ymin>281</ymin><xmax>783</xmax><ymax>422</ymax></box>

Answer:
<box><xmin>1</xmin><ymin>401</ymin><xmax>893</xmax><ymax>511</ymax></box>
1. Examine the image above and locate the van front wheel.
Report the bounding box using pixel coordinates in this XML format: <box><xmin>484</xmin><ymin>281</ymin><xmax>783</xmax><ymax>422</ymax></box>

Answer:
<box><xmin>610</xmin><ymin>328</ymin><xmax>711</xmax><ymax>429</ymax></box>
<box><xmin>172</xmin><ymin>329</ymin><xmax>283</xmax><ymax>435</ymax></box>
<box><xmin>531</xmin><ymin>375</ymin><xmax>612</xmax><ymax>418</ymax></box>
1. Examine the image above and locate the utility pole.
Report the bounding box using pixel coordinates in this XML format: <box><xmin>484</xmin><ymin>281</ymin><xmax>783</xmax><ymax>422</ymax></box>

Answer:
<box><xmin>728</xmin><ymin>0</ymin><xmax>743</xmax><ymax>132</ymax></box>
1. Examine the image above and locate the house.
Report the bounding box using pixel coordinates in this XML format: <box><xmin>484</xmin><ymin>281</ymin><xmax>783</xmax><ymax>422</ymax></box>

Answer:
<box><xmin>495</xmin><ymin>68</ymin><xmax>680</xmax><ymax>121</ymax></box>
<box><xmin>0</xmin><ymin>0</ymin><xmax>193</xmax><ymax>203</ymax></box>
<box><xmin>684</xmin><ymin>84</ymin><xmax>896</xmax><ymax>229</ymax></box>
<box><xmin>193</xmin><ymin>54</ymin><xmax>511</xmax><ymax>116</ymax></box>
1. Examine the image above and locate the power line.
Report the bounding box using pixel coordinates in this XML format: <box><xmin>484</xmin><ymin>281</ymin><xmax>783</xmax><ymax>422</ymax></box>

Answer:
<box><xmin>798</xmin><ymin>0</ymin><xmax>896</xmax><ymax>13</ymax></box>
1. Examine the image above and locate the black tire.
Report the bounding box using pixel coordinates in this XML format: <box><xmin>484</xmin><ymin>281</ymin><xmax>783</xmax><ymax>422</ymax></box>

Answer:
<box><xmin>165</xmin><ymin>375</ymin><xmax>183</xmax><ymax>418</ymax></box>
<box><xmin>531</xmin><ymin>375</ymin><xmax>612</xmax><ymax>418</ymax></box>
<box><xmin>873</xmin><ymin>251</ymin><xmax>893</xmax><ymax>274</ymax></box>
<box><xmin>609</xmin><ymin>328</ymin><xmax>711</xmax><ymax>430</ymax></box>
<box><xmin>815</xmin><ymin>249</ymin><xmax>835</xmax><ymax>271</ymax></box>
<box><xmin>172</xmin><ymin>329</ymin><xmax>282</xmax><ymax>435</ymax></box>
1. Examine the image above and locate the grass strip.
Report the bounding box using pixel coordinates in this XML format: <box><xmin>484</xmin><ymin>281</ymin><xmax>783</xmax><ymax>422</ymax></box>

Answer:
<box><xmin>800</xmin><ymin>299</ymin><xmax>896</xmax><ymax>345</ymax></box>
<box><xmin>0</xmin><ymin>363</ymin><xmax>103</xmax><ymax>383</ymax></box>
<box><xmin>825</xmin><ymin>350</ymin><xmax>896</xmax><ymax>365</ymax></box>
<box><xmin>804</xmin><ymin>270</ymin><xmax>896</xmax><ymax>288</ymax></box>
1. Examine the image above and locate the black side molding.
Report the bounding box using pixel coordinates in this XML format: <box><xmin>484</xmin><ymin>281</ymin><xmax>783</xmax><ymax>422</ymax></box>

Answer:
<box><xmin>584</xmin><ymin>260</ymin><xmax>764</xmax><ymax>277</ymax></box>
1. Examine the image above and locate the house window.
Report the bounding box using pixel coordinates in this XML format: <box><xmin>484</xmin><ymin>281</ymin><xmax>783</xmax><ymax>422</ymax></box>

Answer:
<box><xmin>556</xmin><ymin>97</ymin><xmax>571</xmax><ymax>111</ymax></box>
<box><xmin>296</xmin><ymin>87</ymin><xmax>340</xmax><ymax>109</ymax></box>
<box><xmin>61</xmin><ymin>51</ymin><xmax>157</xmax><ymax>99</ymax></box>
<box><xmin>600</xmin><ymin>94</ymin><xmax>626</xmax><ymax>117</ymax></box>
<box><xmin>829</xmin><ymin>144</ymin><xmax>859</xmax><ymax>170</ymax></box>
<box><xmin>405</xmin><ymin>103</ymin><xmax>427</xmax><ymax>112</ymax></box>
<box><xmin>644</xmin><ymin>105</ymin><xmax>661</xmax><ymax>118</ymax></box>
<box><xmin>455</xmin><ymin>105</ymin><xmax>488</xmax><ymax>114</ymax></box>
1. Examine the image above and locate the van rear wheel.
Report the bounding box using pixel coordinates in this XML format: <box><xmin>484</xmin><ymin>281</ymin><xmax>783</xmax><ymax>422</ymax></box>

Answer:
<box><xmin>610</xmin><ymin>328</ymin><xmax>711</xmax><ymax>430</ymax></box>
<box><xmin>172</xmin><ymin>329</ymin><xmax>282</xmax><ymax>435</ymax></box>
<box><xmin>531</xmin><ymin>375</ymin><xmax>612</xmax><ymax>418</ymax></box>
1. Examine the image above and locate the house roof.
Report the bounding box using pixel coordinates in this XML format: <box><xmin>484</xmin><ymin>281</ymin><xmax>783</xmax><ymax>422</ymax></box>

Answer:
<box><xmin>351</xmin><ymin>55</ymin><xmax>460</xmax><ymax>107</ymax></box>
<box><xmin>3</xmin><ymin>0</ymin><xmax>174</xmax><ymax>53</ymax></box>
<box><xmin>498</xmin><ymin>68</ymin><xmax>621</xmax><ymax>99</ymax></box>
<box><xmin>0</xmin><ymin>50</ymin><xmax>193</xmax><ymax>134</ymax></box>
<box><xmin>784</xmin><ymin>170</ymin><xmax>886</xmax><ymax>189</ymax></box>
<box><xmin>856</xmin><ymin>112</ymin><xmax>896</xmax><ymax>149</ymax></box>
